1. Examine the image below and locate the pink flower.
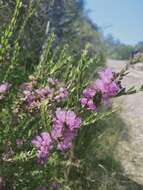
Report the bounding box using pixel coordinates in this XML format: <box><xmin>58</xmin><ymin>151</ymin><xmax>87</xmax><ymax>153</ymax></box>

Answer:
<box><xmin>20</xmin><ymin>78</ymin><xmax>68</xmax><ymax>111</ymax></box>
<box><xmin>35</xmin><ymin>87</ymin><xmax>52</xmax><ymax>100</ymax></box>
<box><xmin>57</xmin><ymin>128</ymin><xmax>75</xmax><ymax>151</ymax></box>
<box><xmin>80</xmin><ymin>97</ymin><xmax>88</xmax><ymax>106</ymax></box>
<box><xmin>52</xmin><ymin>108</ymin><xmax>81</xmax><ymax>151</ymax></box>
<box><xmin>54</xmin><ymin>87</ymin><xmax>68</xmax><ymax>102</ymax></box>
<box><xmin>87</xmin><ymin>99</ymin><xmax>97</xmax><ymax>110</ymax></box>
<box><xmin>107</xmin><ymin>81</ymin><xmax>120</xmax><ymax>96</ymax></box>
<box><xmin>48</xmin><ymin>78</ymin><xmax>68</xmax><ymax>102</ymax></box>
<box><xmin>48</xmin><ymin>78</ymin><xmax>59</xmax><ymax>86</ymax></box>
<box><xmin>80</xmin><ymin>97</ymin><xmax>97</xmax><ymax>110</ymax></box>
<box><xmin>95</xmin><ymin>79</ymin><xmax>106</xmax><ymax>93</ymax></box>
<box><xmin>0</xmin><ymin>82</ymin><xmax>11</xmax><ymax>94</ymax></box>
<box><xmin>20</xmin><ymin>82</ymin><xmax>33</xmax><ymax>91</ymax></box>
<box><xmin>83</xmin><ymin>85</ymin><xmax>96</xmax><ymax>98</ymax></box>
<box><xmin>23</xmin><ymin>90</ymin><xmax>36</xmax><ymax>108</ymax></box>
<box><xmin>16</xmin><ymin>139</ymin><xmax>23</xmax><ymax>148</ymax></box>
<box><xmin>98</xmin><ymin>68</ymin><xmax>114</xmax><ymax>83</ymax></box>
<box><xmin>96</xmin><ymin>79</ymin><xmax>119</xmax><ymax>97</ymax></box>
<box><xmin>32</xmin><ymin>132</ymin><xmax>53</xmax><ymax>164</ymax></box>
<box><xmin>80</xmin><ymin>84</ymin><xmax>97</xmax><ymax>110</ymax></box>
<box><xmin>80</xmin><ymin>68</ymin><xmax>120</xmax><ymax>110</ymax></box>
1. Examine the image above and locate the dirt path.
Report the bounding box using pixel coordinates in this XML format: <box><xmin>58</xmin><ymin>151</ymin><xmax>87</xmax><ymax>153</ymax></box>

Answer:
<box><xmin>106</xmin><ymin>59</ymin><xmax>143</xmax><ymax>185</ymax></box>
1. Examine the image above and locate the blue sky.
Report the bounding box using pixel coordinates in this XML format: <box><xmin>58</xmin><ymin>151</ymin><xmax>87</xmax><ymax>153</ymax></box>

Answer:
<box><xmin>85</xmin><ymin>0</ymin><xmax>143</xmax><ymax>45</ymax></box>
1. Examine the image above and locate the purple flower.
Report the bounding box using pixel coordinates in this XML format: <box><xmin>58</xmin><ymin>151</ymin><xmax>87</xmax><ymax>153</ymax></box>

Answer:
<box><xmin>54</xmin><ymin>87</ymin><xmax>68</xmax><ymax>102</ymax></box>
<box><xmin>35</xmin><ymin>87</ymin><xmax>52</xmax><ymax>100</ymax></box>
<box><xmin>80</xmin><ymin>97</ymin><xmax>97</xmax><ymax>110</ymax></box>
<box><xmin>21</xmin><ymin>87</ymin><xmax>50</xmax><ymax>110</ymax></box>
<box><xmin>80</xmin><ymin>84</ymin><xmax>97</xmax><ymax>110</ymax></box>
<box><xmin>80</xmin><ymin>68</ymin><xmax>120</xmax><ymax>110</ymax></box>
<box><xmin>20</xmin><ymin>82</ymin><xmax>33</xmax><ymax>91</ymax></box>
<box><xmin>52</xmin><ymin>108</ymin><xmax>81</xmax><ymax>151</ymax></box>
<box><xmin>0</xmin><ymin>82</ymin><xmax>11</xmax><ymax>94</ymax></box>
<box><xmin>83</xmin><ymin>86</ymin><xmax>96</xmax><ymax>98</ymax></box>
<box><xmin>48</xmin><ymin>78</ymin><xmax>68</xmax><ymax>102</ymax></box>
<box><xmin>96</xmin><ymin>79</ymin><xmax>119</xmax><ymax>97</ymax></box>
<box><xmin>80</xmin><ymin>97</ymin><xmax>88</xmax><ymax>106</ymax></box>
<box><xmin>32</xmin><ymin>132</ymin><xmax>53</xmax><ymax>164</ymax></box>
<box><xmin>16</xmin><ymin>139</ymin><xmax>23</xmax><ymax>148</ymax></box>
<box><xmin>23</xmin><ymin>90</ymin><xmax>36</xmax><ymax>108</ymax></box>
<box><xmin>19</xmin><ymin>77</ymin><xmax>68</xmax><ymax>112</ymax></box>
<box><xmin>98</xmin><ymin>68</ymin><xmax>115</xmax><ymax>83</ymax></box>
<box><xmin>48</xmin><ymin>78</ymin><xmax>59</xmax><ymax>86</ymax></box>
<box><xmin>95</xmin><ymin>79</ymin><xmax>105</xmax><ymax>93</ymax></box>
<box><xmin>58</xmin><ymin>131</ymin><xmax>75</xmax><ymax>151</ymax></box>
<box><xmin>107</xmin><ymin>81</ymin><xmax>120</xmax><ymax>96</ymax></box>
<box><xmin>19</xmin><ymin>82</ymin><xmax>36</xmax><ymax>110</ymax></box>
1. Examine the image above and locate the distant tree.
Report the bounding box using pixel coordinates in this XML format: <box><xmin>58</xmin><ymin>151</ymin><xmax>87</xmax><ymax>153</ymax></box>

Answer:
<box><xmin>135</xmin><ymin>41</ymin><xmax>143</xmax><ymax>52</ymax></box>
<box><xmin>0</xmin><ymin>0</ymin><xmax>104</xmax><ymax>67</ymax></box>
<box><xmin>104</xmin><ymin>34</ymin><xmax>134</xmax><ymax>60</ymax></box>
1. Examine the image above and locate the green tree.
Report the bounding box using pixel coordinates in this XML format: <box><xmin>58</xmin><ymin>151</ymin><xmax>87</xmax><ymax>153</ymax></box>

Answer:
<box><xmin>0</xmin><ymin>0</ymin><xmax>104</xmax><ymax>67</ymax></box>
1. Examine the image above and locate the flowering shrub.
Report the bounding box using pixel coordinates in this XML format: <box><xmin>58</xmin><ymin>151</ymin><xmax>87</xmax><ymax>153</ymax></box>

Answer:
<box><xmin>18</xmin><ymin>78</ymin><xmax>68</xmax><ymax>112</ymax></box>
<box><xmin>80</xmin><ymin>68</ymin><xmax>121</xmax><ymax>110</ymax></box>
<box><xmin>0</xmin><ymin>2</ymin><xmax>137</xmax><ymax>189</ymax></box>
<box><xmin>17</xmin><ymin>68</ymin><xmax>123</xmax><ymax>171</ymax></box>
<box><xmin>0</xmin><ymin>60</ymin><xmax>128</xmax><ymax>189</ymax></box>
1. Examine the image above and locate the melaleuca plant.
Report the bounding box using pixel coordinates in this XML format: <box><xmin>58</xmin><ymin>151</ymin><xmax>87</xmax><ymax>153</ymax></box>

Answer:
<box><xmin>0</xmin><ymin>30</ymin><xmax>138</xmax><ymax>189</ymax></box>
<box><xmin>0</xmin><ymin>1</ymin><xmax>141</xmax><ymax>190</ymax></box>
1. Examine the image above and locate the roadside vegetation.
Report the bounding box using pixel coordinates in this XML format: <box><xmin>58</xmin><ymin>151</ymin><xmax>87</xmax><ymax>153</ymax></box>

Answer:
<box><xmin>105</xmin><ymin>34</ymin><xmax>143</xmax><ymax>61</ymax></box>
<box><xmin>0</xmin><ymin>1</ymin><xmax>142</xmax><ymax>189</ymax></box>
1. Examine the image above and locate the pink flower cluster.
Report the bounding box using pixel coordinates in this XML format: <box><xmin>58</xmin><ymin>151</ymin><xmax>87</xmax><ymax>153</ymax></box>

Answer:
<box><xmin>80</xmin><ymin>68</ymin><xmax>120</xmax><ymax>110</ymax></box>
<box><xmin>20</xmin><ymin>78</ymin><xmax>68</xmax><ymax>110</ymax></box>
<box><xmin>32</xmin><ymin>132</ymin><xmax>53</xmax><ymax>164</ymax></box>
<box><xmin>96</xmin><ymin>68</ymin><xmax>120</xmax><ymax>97</ymax></box>
<box><xmin>32</xmin><ymin>108</ymin><xmax>81</xmax><ymax>164</ymax></box>
<box><xmin>47</xmin><ymin>78</ymin><xmax>68</xmax><ymax>102</ymax></box>
<box><xmin>31</xmin><ymin>68</ymin><xmax>122</xmax><ymax>165</ymax></box>
<box><xmin>0</xmin><ymin>82</ymin><xmax>11</xmax><ymax>100</ymax></box>
<box><xmin>21</xmin><ymin>85</ymin><xmax>52</xmax><ymax>109</ymax></box>
<box><xmin>52</xmin><ymin>108</ymin><xmax>81</xmax><ymax>151</ymax></box>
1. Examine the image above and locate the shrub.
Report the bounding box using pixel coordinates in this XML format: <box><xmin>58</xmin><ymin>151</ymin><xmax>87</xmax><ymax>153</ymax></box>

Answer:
<box><xmin>0</xmin><ymin>1</ymin><xmax>138</xmax><ymax>190</ymax></box>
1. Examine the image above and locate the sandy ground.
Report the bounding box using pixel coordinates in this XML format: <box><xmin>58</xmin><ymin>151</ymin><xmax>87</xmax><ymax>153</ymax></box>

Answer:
<box><xmin>106</xmin><ymin>59</ymin><xmax>143</xmax><ymax>185</ymax></box>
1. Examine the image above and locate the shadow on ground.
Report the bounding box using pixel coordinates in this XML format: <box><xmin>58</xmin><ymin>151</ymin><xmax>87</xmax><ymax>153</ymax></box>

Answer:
<box><xmin>70</xmin><ymin>113</ymin><xmax>143</xmax><ymax>190</ymax></box>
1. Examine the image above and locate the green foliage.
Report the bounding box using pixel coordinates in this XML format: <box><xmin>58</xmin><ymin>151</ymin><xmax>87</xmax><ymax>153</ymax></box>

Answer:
<box><xmin>0</xmin><ymin>0</ymin><xmax>105</xmax><ymax>67</ymax></box>
<box><xmin>135</xmin><ymin>41</ymin><xmax>143</xmax><ymax>53</ymax></box>
<box><xmin>0</xmin><ymin>1</ymin><xmax>105</xmax><ymax>189</ymax></box>
<box><xmin>0</xmin><ymin>0</ymin><xmax>22</xmax><ymax>60</ymax></box>
<box><xmin>105</xmin><ymin>34</ymin><xmax>134</xmax><ymax>60</ymax></box>
<box><xmin>0</xmin><ymin>41</ymin><xmax>104</xmax><ymax>189</ymax></box>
